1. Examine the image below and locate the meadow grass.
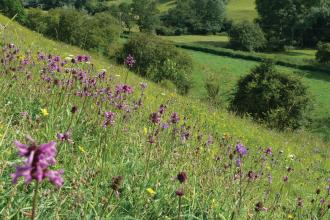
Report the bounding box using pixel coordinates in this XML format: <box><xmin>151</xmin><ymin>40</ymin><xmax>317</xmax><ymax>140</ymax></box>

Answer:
<box><xmin>0</xmin><ymin>15</ymin><xmax>329</xmax><ymax>219</ymax></box>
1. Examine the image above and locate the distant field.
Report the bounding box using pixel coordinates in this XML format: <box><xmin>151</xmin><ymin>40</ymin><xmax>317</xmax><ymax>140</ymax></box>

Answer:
<box><xmin>185</xmin><ymin>49</ymin><xmax>330</xmax><ymax>140</ymax></box>
<box><xmin>227</xmin><ymin>0</ymin><xmax>257</xmax><ymax>22</ymax></box>
<box><xmin>162</xmin><ymin>35</ymin><xmax>317</xmax><ymax>63</ymax></box>
<box><xmin>106</xmin><ymin>0</ymin><xmax>258</xmax><ymax>22</ymax></box>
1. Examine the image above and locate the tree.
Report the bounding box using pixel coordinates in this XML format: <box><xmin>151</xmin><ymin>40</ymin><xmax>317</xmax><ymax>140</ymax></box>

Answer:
<box><xmin>229</xmin><ymin>21</ymin><xmax>266</xmax><ymax>51</ymax></box>
<box><xmin>132</xmin><ymin>0</ymin><xmax>159</xmax><ymax>33</ymax></box>
<box><xmin>230</xmin><ymin>61</ymin><xmax>311</xmax><ymax>130</ymax></box>
<box><xmin>162</xmin><ymin>0</ymin><xmax>226</xmax><ymax>35</ymax></box>
<box><xmin>255</xmin><ymin>0</ymin><xmax>320</xmax><ymax>50</ymax></box>
<box><xmin>0</xmin><ymin>0</ymin><xmax>26</xmax><ymax>23</ymax></box>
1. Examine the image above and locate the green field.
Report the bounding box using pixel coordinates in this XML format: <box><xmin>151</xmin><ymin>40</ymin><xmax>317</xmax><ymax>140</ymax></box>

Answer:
<box><xmin>161</xmin><ymin>35</ymin><xmax>317</xmax><ymax>63</ymax></box>
<box><xmin>183</xmin><ymin>49</ymin><xmax>330</xmax><ymax>140</ymax></box>
<box><xmin>227</xmin><ymin>0</ymin><xmax>258</xmax><ymax>22</ymax></box>
<box><xmin>0</xmin><ymin>14</ymin><xmax>329</xmax><ymax>219</ymax></box>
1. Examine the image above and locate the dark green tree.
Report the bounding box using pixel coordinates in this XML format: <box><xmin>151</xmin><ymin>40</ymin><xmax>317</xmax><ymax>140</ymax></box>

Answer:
<box><xmin>0</xmin><ymin>0</ymin><xmax>26</xmax><ymax>23</ymax></box>
<box><xmin>132</xmin><ymin>0</ymin><xmax>159</xmax><ymax>33</ymax></box>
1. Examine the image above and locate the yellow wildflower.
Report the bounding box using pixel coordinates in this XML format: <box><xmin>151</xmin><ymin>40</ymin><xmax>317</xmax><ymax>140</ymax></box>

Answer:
<box><xmin>40</xmin><ymin>108</ymin><xmax>49</xmax><ymax>117</ymax></box>
<box><xmin>146</xmin><ymin>188</ymin><xmax>156</xmax><ymax>196</ymax></box>
<box><xmin>288</xmin><ymin>214</ymin><xmax>294</xmax><ymax>219</ymax></box>
<box><xmin>78</xmin><ymin>146</ymin><xmax>86</xmax><ymax>153</ymax></box>
<box><xmin>144</xmin><ymin>127</ymin><xmax>148</xmax><ymax>135</ymax></box>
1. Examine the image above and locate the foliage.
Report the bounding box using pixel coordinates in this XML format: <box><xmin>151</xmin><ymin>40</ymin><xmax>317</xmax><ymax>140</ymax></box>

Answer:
<box><xmin>161</xmin><ymin>0</ymin><xmax>226</xmax><ymax>35</ymax></box>
<box><xmin>230</xmin><ymin>61</ymin><xmax>311</xmax><ymax>130</ymax></box>
<box><xmin>116</xmin><ymin>34</ymin><xmax>193</xmax><ymax>94</ymax></box>
<box><xmin>132</xmin><ymin>0</ymin><xmax>159</xmax><ymax>33</ymax></box>
<box><xmin>109</xmin><ymin>2</ymin><xmax>135</xmax><ymax>33</ymax></box>
<box><xmin>25</xmin><ymin>8</ymin><xmax>121</xmax><ymax>52</ymax></box>
<box><xmin>256</xmin><ymin>0</ymin><xmax>327</xmax><ymax>49</ymax></box>
<box><xmin>316</xmin><ymin>42</ymin><xmax>330</xmax><ymax>63</ymax></box>
<box><xmin>204</xmin><ymin>73</ymin><xmax>220</xmax><ymax>100</ymax></box>
<box><xmin>229</xmin><ymin>21</ymin><xmax>266</xmax><ymax>52</ymax></box>
<box><xmin>302</xmin><ymin>2</ymin><xmax>330</xmax><ymax>47</ymax></box>
<box><xmin>0</xmin><ymin>0</ymin><xmax>26</xmax><ymax>23</ymax></box>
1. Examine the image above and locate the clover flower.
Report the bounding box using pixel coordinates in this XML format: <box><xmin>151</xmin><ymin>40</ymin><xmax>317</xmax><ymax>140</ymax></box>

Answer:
<box><xmin>11</xmin><ymin>137</ymin><xmax>63</xmax><ymax>187</ymax></box>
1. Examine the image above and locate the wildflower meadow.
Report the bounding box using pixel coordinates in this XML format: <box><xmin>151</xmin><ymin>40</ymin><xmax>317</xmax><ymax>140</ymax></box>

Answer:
<box><xmin>0</xmin><ymin>15</ymin><xmax>329</xmax><ymax>219</ymax></box>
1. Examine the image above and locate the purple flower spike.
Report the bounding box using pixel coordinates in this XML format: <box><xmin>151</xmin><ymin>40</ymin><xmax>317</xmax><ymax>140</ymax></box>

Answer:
<box><xmin>11</xmin><ymin>139</ymin><xmax>63</xmax><ymax>187</ymax></box>
<box><xmin>170</xmin><ymin>112</ymin><xmax>180</xmax><ymax>124</ymax></box>
<box><xmin>125</xmin><ymin>54</ymin><xmax>136</xmax><ymax>68</ymax></box>
<box><xmin>236</xmin><ymin>143</ymin><xmax>247</xmax><ymax>157</ymax></box>
<box><xmin>103</xmin><ymin>111</ymin><xmax>116</xmax><ymax>127</ymax></box>
<box><xmin>264</xmin><ymin>147</ymin><xmax>273</xmax><ymax>156</ymax></box>
<box><xmin>57</xmin><ymin>130</ymin><xmax>74</xmax><ymax>144</ymax></box>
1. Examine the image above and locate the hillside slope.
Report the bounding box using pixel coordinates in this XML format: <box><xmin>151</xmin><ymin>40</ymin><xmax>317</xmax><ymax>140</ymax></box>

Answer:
<box><xmin>0</xmin><ymin>14</ymin><xmax>329</xmax><ymax>219</ymax></box>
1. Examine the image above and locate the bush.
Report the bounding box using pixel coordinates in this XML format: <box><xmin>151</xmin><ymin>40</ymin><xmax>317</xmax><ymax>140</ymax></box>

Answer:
<box><xmin>0</xmin><ymin>0</ymin><xmax>26</xmax><ymax>23</ymax></box>
<box><xmin>204</xmin><ymin>73</ymin><xmax>220</xmax><ymax>100</ymax></box>
<box><xmin>25</xmin><ymin>8</ymin><xmax>121</xmax><ymax>53</ymax></box>
<box><xmin>116</xmin><ymin>34</ymin><xmax>193</xmax><ymax>94</ymax></box>
<box><xmin>229</xmin><ymin>21</ymin><xmax>266</xmax><ymax>51</ymax></box>
<box><xmin>316</xmin><ymin>42</ymin><xmax>330</xmax><ymax>64</ymax></box>
<box><xmin>230</xmin><ymin>61</ymin><xmax>311</xmax><ymax>130</ymax></box>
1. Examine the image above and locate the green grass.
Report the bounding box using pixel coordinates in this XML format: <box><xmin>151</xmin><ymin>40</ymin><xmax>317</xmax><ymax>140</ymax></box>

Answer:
<box><xmin>0</xmin><ymin>14</ymin><xmax>329</xmax><ymax>219</ymax></box>
<box><xmin>162</xmin><ymin>35</ymin><xmax>318</xmax><ymax>64</ymax></box>
<box><xmin>227</xmin><ymin>0</ymin><xmax>258</xmax><ymax>22</ymax></box>
<box><xmin>184</xmin><ymin>49</ymin><xmax>330</xmax><ymax>140</ymax></box>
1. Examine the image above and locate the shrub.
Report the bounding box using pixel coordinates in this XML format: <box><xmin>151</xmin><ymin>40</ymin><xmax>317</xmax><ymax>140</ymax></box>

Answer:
<box><xmin>0</xmin><ymin>0</ymin><xmax>26</xmax><ymax>23</ymax></box>
<box><xmin>25</xmin><ymin>8</ymin><xmax>120</xmax><ymax>52</ymax></box>
<box><xmin>229</xmin><ymin>21</ymin><xmax>266</xmax><ymax>51</ymax></box>
<box><xmin>116</xmin><ymin>34</ymin><xmax>193</xmax><ymax>94</ymax></box>
<box><xmin>204</xmin><ymin>73</ymin><xmax>220</xmax><ymax>100</ymax></box>
<box><xmin>230</xmin><ymin>61</ymin><xmax>311</xmax><ymax>130</ymax></box>
<box><xmin>316</xmin><ymin>42</ymin><xmax>330</xmax><ymax>64</ymax></box>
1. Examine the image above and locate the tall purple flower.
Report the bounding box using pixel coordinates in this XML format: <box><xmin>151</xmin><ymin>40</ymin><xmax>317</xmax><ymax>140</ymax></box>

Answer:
<box><xmin>103</xmin><ymin>111</ymin><xmax>116</xmax><ymax>127</ymax></box>
<box><xmin>115</xmin><ymin>84</ymin><xmax>134</xmax><ymax>95</ymax></box>
<box><xmin>125</xmin><ymin>54</ymin><xmax>136</xmax><ymax>68</ymax></box>
<box><xmin>236</xmin><ymin>143</ymin><xmax>247</xmax><ymax>157</ymax></box>
<box><xmin>11</xmin><ymin>138</ymin><xmax>64</xmax><ymax>187</ymax></box>
<box><xmin>150</xmin><ymin>112</ymin><xmax>161</xmax><ymax>124</ymax></box>
<box><xmin>57</xmin><ymin>130</ymin><xmax>74</xmax><ymax>144</ymax></box>
<box><xmin>170</xmin><ymin>112</ymin><xmax>180</xmax><ymax>124</ymax></box>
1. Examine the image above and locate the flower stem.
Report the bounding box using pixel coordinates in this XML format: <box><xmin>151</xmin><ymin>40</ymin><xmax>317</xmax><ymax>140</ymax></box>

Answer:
<box><xmin>178</xmin><ymin>196</ymin><xmax>182</xmax><ymax>220</ymax></box>
<box><xmin>31</xmin><ymin>181</ymin><xmax>39</xmax><ymax>220</ymax></box>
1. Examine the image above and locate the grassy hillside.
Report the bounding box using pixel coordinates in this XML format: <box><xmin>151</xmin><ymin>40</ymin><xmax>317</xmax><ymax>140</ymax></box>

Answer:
<box><xmin>0</xmin><ymin>14</ymin><xmax>329</xmax><ymax>219</ymax></box>
<box><xmin>227</xmin><ymin>0</ymin><xmax>257</xmax><ymax>22</ymax></box>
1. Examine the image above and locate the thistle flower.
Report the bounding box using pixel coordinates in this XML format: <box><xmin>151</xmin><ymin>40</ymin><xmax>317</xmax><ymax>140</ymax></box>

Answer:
<box><xmin>11</xmin><ymin>137</ymin><xmax>63</xmax><ymax>187</ymax></box>
<box><xmin>177</xmin><ymin>171</ymin><xmax>188</xmax><ymax>184</ymax></box>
